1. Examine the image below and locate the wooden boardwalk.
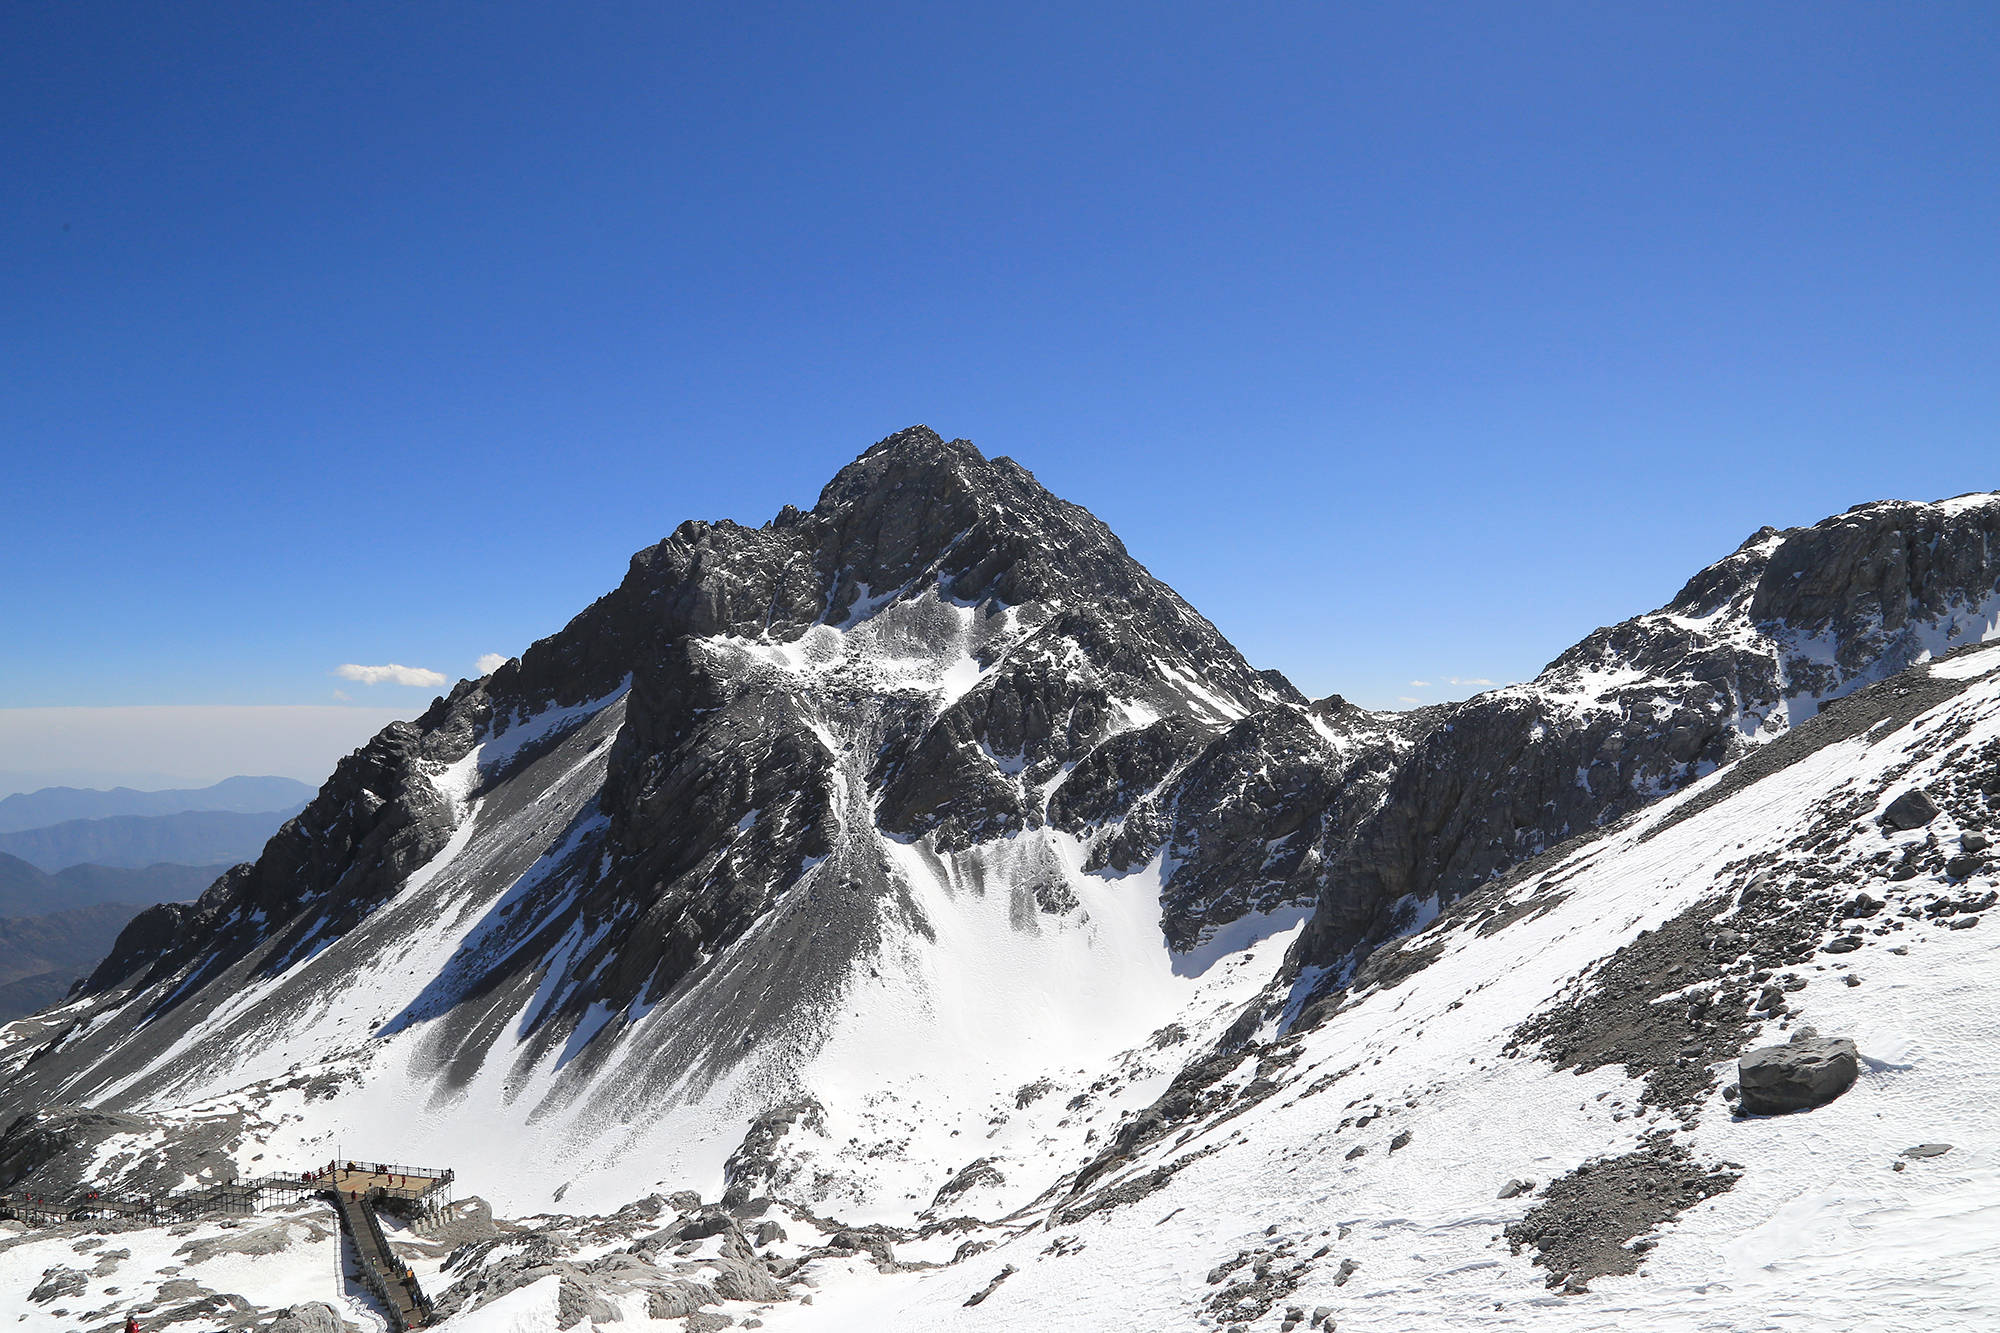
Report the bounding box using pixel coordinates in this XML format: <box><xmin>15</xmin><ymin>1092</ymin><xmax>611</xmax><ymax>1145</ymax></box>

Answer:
<box><xmin>332</xmin><ymin>1185</ymin><xmax>434</xmax><ymax>1330</ymax></box>
<box><xmin>0</xmin><ymin>1172</ymin><xmax>321</xmax><ymax>1226</ymax></box>
<box><xmin>1</xmin><ymin>1157</ymin><xmax>452</xmax><ymax>1329</ymax></box>
<box><xmin>313</xmin><ymin>1160</ymin><xmax>450</xmax><ymax>1329</ymax></box>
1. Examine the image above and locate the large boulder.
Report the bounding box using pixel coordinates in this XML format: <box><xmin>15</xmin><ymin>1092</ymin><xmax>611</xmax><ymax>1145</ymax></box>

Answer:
<box><xmin>1738</xmin><ymin>1038</ymin><xmax>1859</xmax><ymax>1114</ymax></box>
<box><xmin>1881</xmin><ymin>788</ymin><xmax>1940</xmax><ymax>831</ymax></box>
<box><xmin>268</xmin><ymin>1303</ymin><xmax>347</xmax><ymax>1333</ymax></box>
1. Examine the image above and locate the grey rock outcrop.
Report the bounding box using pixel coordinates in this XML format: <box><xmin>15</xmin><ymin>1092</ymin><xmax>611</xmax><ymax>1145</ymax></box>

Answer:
<box><xmin>1882</xmin><ymin>788</ymin><xmax>1941</xmax><ymax>831</ymax></box>
<box><xmin>1737</xmin><ymin>1038</ymin><xmax>1860</xmax><ymax>1114</ymax></box>
<box><xmin>1295</xmin><ymin>495</ymin><xmax>2000</xmax><ymax>972</ymax></box>
<box><xmin>29</xmin><ymin>1265</ymin><xmax>86</xmax><ymax>1303</ymax></box>
<box><xmin>268</xmin><ymin>1302</ymin><xmax>349</xmax><ymax>1333</ymax></box>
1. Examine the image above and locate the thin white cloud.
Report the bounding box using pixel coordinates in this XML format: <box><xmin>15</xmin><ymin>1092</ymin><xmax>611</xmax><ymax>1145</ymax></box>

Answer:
<box><xmin>335</xmin><ymin>663</ymin><xmax>448</xmax><ymax>688</ymax></box>
<box><xmin>332</xmin><ymin>689</ymin><xmax>351</xmax><ymax>702</ymax></box>
<box><xmin>1397</xmin><ymin>695</ymin><xmax>1422</xmax><ymax>705</ymax></box>
<box><xmin>1448</xmin><ymin>676</ymin><xmax>1497</xmax><ymax>687</ymax></box>
<box><xmin>1408</xmin><ymin>680</ymin><xmax>1432</xmax><ymax>688</ymax></box>
<box><xmin>475</xmin><ymin>653</ymin><xmax>509</xmax><ymax>676</ymax></box>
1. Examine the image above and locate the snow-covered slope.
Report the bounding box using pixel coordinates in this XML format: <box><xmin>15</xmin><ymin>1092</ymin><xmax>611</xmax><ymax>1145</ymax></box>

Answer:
<box><xmin>738</xmin><ymin>640</ymin><xmax>2000</xmax><ymax>1332</ymax></box>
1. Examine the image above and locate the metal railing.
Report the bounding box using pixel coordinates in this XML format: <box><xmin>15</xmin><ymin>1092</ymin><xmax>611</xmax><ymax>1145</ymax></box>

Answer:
<box><xmin>329</xmin><ymin>1186</ymin><xmax>434</xmax><ymax>1329</ymax></box>
<box><xmin>0</xmin><ymin>1164</ymin><xmax>449</xmax><ymax>1238</ymax></box>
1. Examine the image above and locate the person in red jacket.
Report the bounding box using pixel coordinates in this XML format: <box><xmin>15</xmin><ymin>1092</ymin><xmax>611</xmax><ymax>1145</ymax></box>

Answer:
<box><xmin>125</xmin><ymin>1317</ymin><xmax>140</xmax><ymax>1333</ymax></box>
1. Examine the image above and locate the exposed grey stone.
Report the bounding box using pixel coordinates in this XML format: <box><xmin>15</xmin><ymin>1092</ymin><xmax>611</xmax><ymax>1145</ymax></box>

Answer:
<box><xmin>673</xmin><ymin>1213</ymin><xmax>734</xmax><ymax>1242</ymax></box>
<box><xmin>1497</xmin><ymin>1179</ymin><xmax>1535</xmax><ymax>1199</ymax></box>
<box><xmin>1506</xmin><ymin>1136</ymin><xmax>1738</xmax><ymax>1288</ymax></box>
<box><xmin>645</xmin><ymin>1282</ymin><xmax>722</xmax><ymax>1319</ymax></box>
<box><xmin>30</xmin><ymin>1265</ymin><xmax>86</xmax><ymax>1303</ymax></box>
<box><xmin>268</xmin><ymin>1301</ymin><xmax>348</xmax><ymax>1333</ymax></box>
<box><xmin>1738</xmin><ymin>1038</ymin><xmax>1859</xmax><ymax>1114</ymax></box>
<box><xmin>1296</xmin><ymin>506</ymin><xmax>2000</xmax><ymax>975</ymax></box>
<box><xmin>962</xmin><ymin>1264</ymin><xmax>1016</xmax><ymax>1307</ymax></box>
<box><xmin>929</xmin><ymin>1157</ymin><xmax>1004</xmax><ymax>1211</ymax></box>
<box><xmin>1882</xmin><ymin>788</ymin><xmax>1941</xmax><ymax>831</ymax></box>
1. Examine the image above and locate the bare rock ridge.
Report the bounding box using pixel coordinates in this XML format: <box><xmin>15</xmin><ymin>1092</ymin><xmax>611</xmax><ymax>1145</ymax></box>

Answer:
<box><xmin>1290</xmin><ymin>491</ymin><xmax>2000</xmax><ymax>974</ymax></box>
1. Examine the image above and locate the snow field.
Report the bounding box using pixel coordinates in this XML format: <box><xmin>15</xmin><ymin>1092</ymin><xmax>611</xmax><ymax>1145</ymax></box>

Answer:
<box><xmin>0</xmin><ymin>1203</ymin><xmax>342</xmax><ymax>1331</ymax></box>
<box><xmin>743</xmin><ymin>663</ymin><xmax>2000</xmax><ymax>1331</ymax></box>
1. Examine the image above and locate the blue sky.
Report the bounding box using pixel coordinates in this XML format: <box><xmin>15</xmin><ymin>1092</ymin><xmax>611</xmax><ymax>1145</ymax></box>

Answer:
<box><xmin>3</xmin><ymin>3</ymin><xmax>1996</xmax><ymax>784</ymax></box>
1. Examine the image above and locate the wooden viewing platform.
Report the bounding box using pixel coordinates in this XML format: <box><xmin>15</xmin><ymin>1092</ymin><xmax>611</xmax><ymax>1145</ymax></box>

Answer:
<box><xmin>0</xmin><ymin>1159</ymin><xmax>453</xmax><ymax>1228</ymax></box>
<box><xmin>0</xmin><ymin>1157</ymin><xmax>453</xmax><ymax>1328</ymax></box>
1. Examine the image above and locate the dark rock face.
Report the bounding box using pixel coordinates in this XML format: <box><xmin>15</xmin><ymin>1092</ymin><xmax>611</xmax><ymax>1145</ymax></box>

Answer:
<box><xmin>0</xmin><ymin>1106</ymin><xmax>151</xmax><ymax>1191</ymax></box>
<box><xmin>1150</xmin><ymin>707</ymin><xmax>1424</xmax><ymax>952</ymax></box>
<box><xmin>1295</xmin><ymin>495</ymin><xmax>2000</xmax><ymax>973</ymax></box>
<box><xmin>1738</xmin><ymin>1038</ymin><xmax>1860</xmax><ymax>1115</ymax></box>
<box><xmin>0</xmin><ymin>1103</ymin><xmax>244</xmax><ymax>1200</ymax></box>
<box><xmin>84</xmin><ymin>718</ymin><xmax>460</xmax><ymax>1005</ymax></box>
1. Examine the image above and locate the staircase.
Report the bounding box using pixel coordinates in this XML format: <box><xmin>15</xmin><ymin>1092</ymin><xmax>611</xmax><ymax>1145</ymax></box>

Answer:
<box><xmin>329</xmin><ymin>1187</ymin><xmax>433</xmax><ymax>1330</ymax></box>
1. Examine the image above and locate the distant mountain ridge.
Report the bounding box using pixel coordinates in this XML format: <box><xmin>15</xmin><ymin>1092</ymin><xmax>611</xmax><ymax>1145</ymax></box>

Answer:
<box><xmin>0</xmin><ymin>901</ymin><xmax>164</xmax><ymax>1021</ymax></box>
<box><xmin>0</xmin><ymin>776</ymin><xmax>314</xmax><ymax>833</ymax></box>
<box><xmin>0</xmin><ymin>806</ymin><xmax>308</xmax><ymax>871</ymax></box>
<box><xmin>0</xmin><ymin>852</ymin><xmax>228</xmax><ymax>920</ymax></box>
<box><xmin>0</xmin><ymin>858</ymin><xmax>227</xmax><ymax>1020</ymax></box>
<box><xmin>0</xmin><ymin>777</ymin><xmax>309</xmax><ymax>1018</ymax></box>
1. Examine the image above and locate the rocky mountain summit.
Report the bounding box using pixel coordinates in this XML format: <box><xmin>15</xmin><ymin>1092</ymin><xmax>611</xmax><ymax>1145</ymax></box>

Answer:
<box><xmin>1</xmin><ymin>431</ymin><xmax>1996</xmax><ymax>1333</ymax></box>
<box><xmin>0</xmin><ymin>429</ymin><xmax>1421</xmax><ymax>1212</ymax></box>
